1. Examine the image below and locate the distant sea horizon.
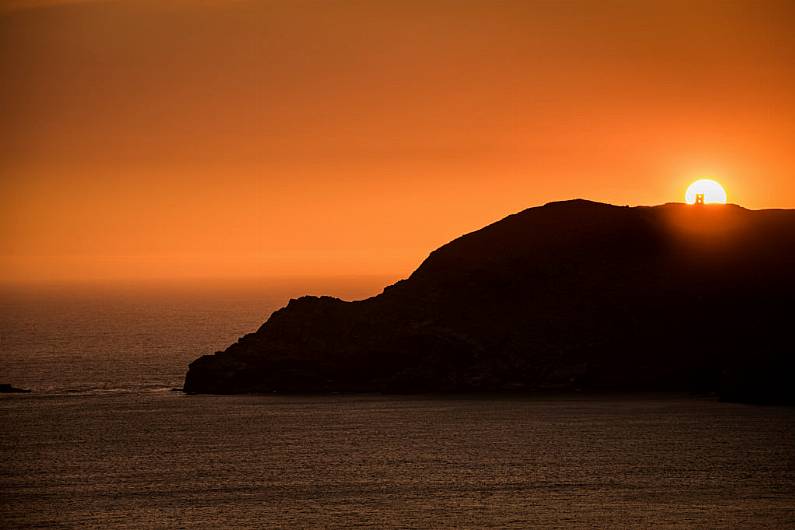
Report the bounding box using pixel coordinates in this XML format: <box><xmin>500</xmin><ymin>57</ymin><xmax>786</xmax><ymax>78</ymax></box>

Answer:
<box><xmin>0</xmin><ymin>275</ymin><xmax>395</xmax><ymax>394</ymax></box>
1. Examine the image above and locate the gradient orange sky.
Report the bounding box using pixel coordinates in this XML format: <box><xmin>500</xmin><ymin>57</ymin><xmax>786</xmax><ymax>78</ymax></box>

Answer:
<box><xmin>1</xmin><ymin>0</ymin><xmax>794</xmax><ymax>283</ymax></box>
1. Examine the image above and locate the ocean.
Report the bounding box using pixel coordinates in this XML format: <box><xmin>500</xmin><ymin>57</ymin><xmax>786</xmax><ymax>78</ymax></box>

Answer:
<box><xmin>2</xmin><ymin>279</ymin><xmax>794</xmax><ymax>528</ymax></box>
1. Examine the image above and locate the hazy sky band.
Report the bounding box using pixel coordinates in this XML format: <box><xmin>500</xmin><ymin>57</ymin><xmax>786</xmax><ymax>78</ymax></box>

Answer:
<box><xmin>1</xmin><ymin>0</ymin><xmax>793</xmax><ymax>282</ymax></box>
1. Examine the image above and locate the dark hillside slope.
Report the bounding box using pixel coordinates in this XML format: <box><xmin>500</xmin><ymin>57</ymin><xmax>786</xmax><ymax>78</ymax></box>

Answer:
<box><xmin>184</xmin><ymin>200</ymin><xmax>795</xmax><ymax>403</ymax></box>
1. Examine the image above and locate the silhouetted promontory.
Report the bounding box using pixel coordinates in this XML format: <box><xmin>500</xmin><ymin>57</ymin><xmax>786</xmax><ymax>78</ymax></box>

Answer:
<box><xmin>184</xmin><ymin>200</ymin><xmax>795</xmax><ymax>404</ymax></box>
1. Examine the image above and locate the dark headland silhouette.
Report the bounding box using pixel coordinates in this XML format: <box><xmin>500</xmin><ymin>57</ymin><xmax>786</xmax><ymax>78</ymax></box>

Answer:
<box><xmin>184</xmin><ymin>200</ymin><xmax>795</xmax><ymax>404</ymax></box>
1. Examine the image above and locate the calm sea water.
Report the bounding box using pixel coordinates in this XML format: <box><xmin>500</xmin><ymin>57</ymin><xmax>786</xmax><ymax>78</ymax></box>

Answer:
<box><xmin>2</xmin><ymin>280</ymin><xmax>794</xmax><ymax>528</ymax></box>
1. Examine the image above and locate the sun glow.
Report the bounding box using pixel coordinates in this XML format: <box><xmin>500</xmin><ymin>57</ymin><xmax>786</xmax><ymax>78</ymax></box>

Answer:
<box><xmin>685</xmin><ymin>179</ymin><xmax>727</xmax><ymax>205</ymax></box>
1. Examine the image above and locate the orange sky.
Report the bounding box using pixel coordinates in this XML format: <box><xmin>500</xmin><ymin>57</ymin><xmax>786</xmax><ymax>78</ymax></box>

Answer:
<box><xmin>1</xmin><ymin>0</ymin><xmax>794</xmax><ymax>283</ymax></box>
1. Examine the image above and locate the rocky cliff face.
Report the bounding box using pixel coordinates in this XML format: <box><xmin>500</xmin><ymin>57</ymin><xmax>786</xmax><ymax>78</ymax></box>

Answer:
<box><xmin>184</xmin><ymin>200</ymin><xmax>795</xmax><ymax>403</ymax></box>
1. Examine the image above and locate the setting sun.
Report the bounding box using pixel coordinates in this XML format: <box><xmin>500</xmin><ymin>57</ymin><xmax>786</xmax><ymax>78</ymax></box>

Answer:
<box><xmin>685</xmin><ymin>179</ymin><xmax>728</xmax><ymax>205</ymax></box>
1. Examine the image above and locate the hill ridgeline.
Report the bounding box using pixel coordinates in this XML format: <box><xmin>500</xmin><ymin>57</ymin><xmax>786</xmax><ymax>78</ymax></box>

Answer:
<box><xmin>184</xmin><ymin>200</ymin><xmax>795</xmax><ymax>404</ymax></box>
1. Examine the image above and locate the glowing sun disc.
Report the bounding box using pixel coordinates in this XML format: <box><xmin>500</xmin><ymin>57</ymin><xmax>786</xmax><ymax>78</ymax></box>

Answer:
<box><xmin>685</xmin><ymin>179</ymin><xmax>727</xmax><ymax>204</ymax></box>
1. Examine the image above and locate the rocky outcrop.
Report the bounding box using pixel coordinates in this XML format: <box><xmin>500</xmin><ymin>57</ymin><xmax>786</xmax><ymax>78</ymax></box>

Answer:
<box><xmin>0</xmin><ymin>384</ymin><xmax>31</xmax><ymax>393</ymax></box>
<box><xmin>184</xmin><ymin>200</ymin><xmax>795</xmax><ymax>404</ymax></box>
